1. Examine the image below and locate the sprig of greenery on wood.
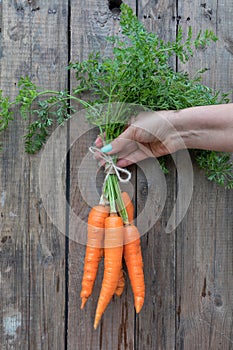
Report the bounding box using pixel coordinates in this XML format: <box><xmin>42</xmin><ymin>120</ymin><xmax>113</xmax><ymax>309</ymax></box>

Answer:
<box><xmin>0</xmin><ymin>3</ymin><xmax>232</xmax><ymax>188</ymax></box>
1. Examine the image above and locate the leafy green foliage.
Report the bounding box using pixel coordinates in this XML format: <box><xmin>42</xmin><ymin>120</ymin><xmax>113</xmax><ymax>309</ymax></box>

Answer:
<box><xmin>0</xmin><ymin>3</ymin><xmax>232</xmax><ymax>187</ymax></box>
<box><xmin>16</xmin><ymin>77</ymin><xmax>39</xmax><ymax>119</ymax></box>
<box><xmin>196</xmin><ymin>151</ymin><xmax>233</xmax><ymax>189</ymax></box>
<box><xmin>0</xmin><ymin>91</ymin><xmax>14</xmax><ymax>131</ymax></box>
<box><xmin>6</xmin><ymin>77</ymin><xmax>78</xmax><ymax>153</ymax></box>
<box><xmin>0</xmin><ymin>91</ymin><xmax>14</xmax><ymax>150</ymax></box>
<box><xmin>70</xmin><ymin>5</ymin><xmax>221</xmax><ymax>112</ymax></box>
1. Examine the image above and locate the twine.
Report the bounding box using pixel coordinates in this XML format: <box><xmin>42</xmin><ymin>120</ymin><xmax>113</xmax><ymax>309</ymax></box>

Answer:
<box><xmin>89</xmin><ymin>146</ymin><xmax>131</xmax><ymax>184</ymax></box>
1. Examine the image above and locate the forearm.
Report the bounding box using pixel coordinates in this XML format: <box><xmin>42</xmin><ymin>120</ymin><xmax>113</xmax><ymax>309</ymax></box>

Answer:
<box><xmin>170</xmin><ymin>104</ymin><xmax>233</xmax><ymax>152</ymax></box>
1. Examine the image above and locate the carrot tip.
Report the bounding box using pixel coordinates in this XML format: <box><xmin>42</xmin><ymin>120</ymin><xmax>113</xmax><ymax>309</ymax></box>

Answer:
<box><xmin>135</xmin><ymin>297</ymin><xmax>144</xmax><ymax>313</ymax></box>
<box><xmin>93</xmin><ymin>319</ymin><xmax>99</xmax><ymax>330</ymax></box>
<box><xmin>94</xmin><ymin>312</ymin><xmax>102</xmax><ymax>330</ymax></box>
<box><xmin>81</xmin><ymin>298</ymin><xmax>87</xmax><ymax>309</ymax></box>
<box><xmin>115</xmin><ymin>290</ymin><xmax>123</xmax><ymax>297</ymax></box>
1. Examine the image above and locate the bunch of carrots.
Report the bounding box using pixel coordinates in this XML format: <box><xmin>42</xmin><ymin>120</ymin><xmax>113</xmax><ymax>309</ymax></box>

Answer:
<box><xmin>80</xmin><ymin>189</ymin><xmax>145</xmax><ymax>329</ymax></box>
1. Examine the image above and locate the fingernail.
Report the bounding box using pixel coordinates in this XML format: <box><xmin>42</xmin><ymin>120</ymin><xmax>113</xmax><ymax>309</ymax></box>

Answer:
<box><xmin>95</xmin><ymin>135</ymin><xmax>101</xmax><ymax>146</ymax></box>
<box><xmin>101</xmin><ymin>144</ymin><xmax>112</xmax><ymax>153</ymax></box>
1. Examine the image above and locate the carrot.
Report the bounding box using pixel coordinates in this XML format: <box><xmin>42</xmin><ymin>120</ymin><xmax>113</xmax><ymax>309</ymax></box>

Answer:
<box><xmin>94</xmin><ymin>213</ymin><xmax>124</xmax><ymax>329</ymax></box>
<box><xmin>121</xmin><ymin>191</ymin><xmax>145</xmax><ymax>313</ymax></box>
<box><xmin>115</xmin><ymin>267</ymin><xmax>125</xmax><ymax>297</ymax></box>
<box><xmin>80</xmin><ymin>205</ymin><xmax>109</xmax><ymax>309</ymax></box>
<box><xmin>114</xmin><ymin>191</ymin><xmax>134</xmax><ymax>296</ymax></box>
<box><xmin>101</xmin><ymin>240</ymin><xmax>124</xmax><ymax>297</ymax></box>
<box><xmin>102</xmin><ymin>248</ymin><xmax>125</xmax><ymax>297</ymax></box>
<box><xmin>124</xmin><ymin>224</ymin><xmax>145</xmax><ymax>313</ymax></box>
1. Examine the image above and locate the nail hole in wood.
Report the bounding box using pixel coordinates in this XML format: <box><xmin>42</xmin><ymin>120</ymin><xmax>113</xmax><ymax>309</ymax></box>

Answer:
<box><xmin>17</xmin><ymin>6</ymin><xmax>24</xmax><ymax>13</ymax></box>
<box><xmin>108</xmin><ymin>0</ymin><xmax>123</xmax><ymax>11</ymax></box>
<box><xmin>31</xmin><ymin>7</ymin><xmax>40</xmax><ymax>12</ymax></box>
<box><xmin>1</xmin><ymin>236</ymin><xmax>11</xmax><ymax>243</ymax></box>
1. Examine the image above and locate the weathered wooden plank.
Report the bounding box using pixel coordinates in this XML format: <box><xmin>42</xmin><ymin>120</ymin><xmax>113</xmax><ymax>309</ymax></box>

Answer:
<box><xmin>139</xmin><ymin>0</ymin><xmax>177</xmax><ymax>41</ymax></box>
<box><xmin>0</xmin><ymin>0</ymin><xmax>2</xmax><ymax>32</ymax></box>
<box><xmin>28</xmin><ymin>2</ymin><xmax>68</xmax><ymax>349</ymax></box>
<box><xmin>1</xmin><ymin>1</ymin><xmax>232</xmax><ymax>349</ymax></box>
<box><xmin>135</xmin><ymin>159</ymin><xmax>176</xmax><ymax>350</ymax></box>
<box><xmin>178</xmin><ymin>0</ymin><xmax>233</xmax><ymax>99</ymax></box>
<box><xmin>68</xmin><ymin>1</ymin><xmax>136</xmax><ymax>349</ymax></box>
<box><xmin>176</xmin><ymin>0</ymin><xmax>233</xmax><ymax>348</ymax></box>
<box><xmin>0</xmin><ymin>1</ymin><xmax>68</xmax><ymax>349</ymax></box>
<box><xmin>136</xmin><ymin>2</ymin><xmax>178</xmax><ymax>349</ymax></box>
<box><xmin>0</xmin><ymin>2</ymin><xmax>32</xmax><ymax>348</ymax></box>
<box><xmin>175</xmin><ymin>160</ymin><xmax>233</xmax><ymax>350</ymax></box>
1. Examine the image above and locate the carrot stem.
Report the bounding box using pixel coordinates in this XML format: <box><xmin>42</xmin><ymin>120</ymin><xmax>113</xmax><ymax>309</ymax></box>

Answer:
<box><xmin>103</xmin><ymin>173</ymin><xmax>129</xmax><ymax>223</ymax></box>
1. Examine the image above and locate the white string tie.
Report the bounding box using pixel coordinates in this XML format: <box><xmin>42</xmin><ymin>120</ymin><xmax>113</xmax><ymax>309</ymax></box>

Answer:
<box><xmin>89</xmin><ymin>146</ymin><xmax>131</xmax><ymax>183</ymax></box>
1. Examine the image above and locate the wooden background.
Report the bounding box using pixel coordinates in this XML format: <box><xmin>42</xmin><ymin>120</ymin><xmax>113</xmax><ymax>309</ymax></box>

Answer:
<box><xmin>0</xmin><ymin>0</ymin><xmax>233</xmax><ymax>349</ymax></box>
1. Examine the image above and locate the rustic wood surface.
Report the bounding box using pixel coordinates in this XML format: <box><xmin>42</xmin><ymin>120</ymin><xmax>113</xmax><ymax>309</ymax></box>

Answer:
<box><xmin>0</xmin><ymin>1</ymin><xmax>232</xmax><ymax>349</ymax></box>
<box><xmin>0</xmin><ymin>1</ymin><xmax>68</xmax><ymax>349</ymax></box>
<box><xmin>136</xmin><ymin>2</ymin><xmax>177</xmax><ymax>349</ymax></box>
<box><xmin>177</xmin><ymin>1</ymin><xmax>233</xmax><ymax>349</ymax></box>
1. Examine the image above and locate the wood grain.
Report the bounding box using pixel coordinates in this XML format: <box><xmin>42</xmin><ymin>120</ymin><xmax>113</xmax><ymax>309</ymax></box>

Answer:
<box><xmin>178</xmin><ymin>0</ymin><xmax>233</xmax><ymax>100</ymax></box>
<box><xmin>136</xmin><ymin>2</ymin><xmax>178</xmax><ymax>349</ymax></box>
<box><xmin>0</xmin><ymin>0</ymin><xmax>232</xmax><ymax>349</ymax></box>
<box><xmin>0</xmin><ymin>1</ymin><xmax>68</xmax><ymax>349</ymax></box>
<box><xmin>68</xmin><ymin>1</ymin><xmax>137</xmax><ymax>349</ymax></box>
<box><xmin>0</xmin><ymin>2</ymin><xmax>32</xmax><ymax>348</ymax></box>
<box><xmin>28</xmin><ymin>2</ymin><xmax>68</xmax><ymax>349</ymax></box>
<box><xmin>176</xmin><ymin>0</ymin><xmax>233</xmax><ymax>348</ymax></box>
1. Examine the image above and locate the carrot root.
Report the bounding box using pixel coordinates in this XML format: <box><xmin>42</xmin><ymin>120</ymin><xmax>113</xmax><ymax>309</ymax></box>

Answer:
<box><xmin>81</xmin><ymin>297</ymin><xmax>88</xmax><ymax>310</ymax></box>
<box><xmin>123</xmin><ymin>224</ymin><xmax>145</xmax><ymax>313</ymax></box>
<box><xmin>135</xmin><ymin>296</ymin><xmax>144</xmax><ymax>313</ymax></box>
<box><xmin>94</xmin><ymin>214</ymin><xmax>124</xmax><ymax>329</ymax></box>
<box><xmin>80</xmin><ymin>205</ymin><xmax>109</xmax><ymax>309</ymax></box>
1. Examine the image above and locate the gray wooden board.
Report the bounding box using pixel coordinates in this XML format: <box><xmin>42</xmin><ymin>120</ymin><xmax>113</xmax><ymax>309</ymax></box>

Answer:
<box><xmin>136</xmin><ymin>1</ymin><xmax>178</xmax><ymax>349</ymax></box>
<box><xmin>0</xmin><ymin>0</ymin><xmax>233</xmax><ymax>349</ymax></box>
<box><xmin>28</xmin><ymin>3</ymin><xmax>68</xmax><ymax>349</ymax></box>
<box><xmin>176</xmin><ymin>0</ymin><xmax>233</xmax><ymax>348</ymax></box>
<box><xmin>175</xmin><ymin>157</ymin><xmax>233</xmax><ymax>350</ymax></box>
<box><xmin>0</xmin><ymin>1</ymin><xmax>68</xmax><ymax>349</ymax></box>
<box><xmin>68</xmin><ymin>1</ymin><xmax>136</xmax><ymax>349</ymax></box>
<box><xmin>178</xmin><ymin>0</ymin><xmax>233</xmax><ymax>100</ymax></box>
<box><xmin>0</xmin><ymin>2</ymin><xmax>32</xmax><ymax>348</ymax></box>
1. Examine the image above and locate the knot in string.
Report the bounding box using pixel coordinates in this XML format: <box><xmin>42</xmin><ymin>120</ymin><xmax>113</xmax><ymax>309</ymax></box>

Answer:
<box><xmin>89</xmin><ymin>146</ymin><xmax>131</xmax><ymax>183</ymax></box>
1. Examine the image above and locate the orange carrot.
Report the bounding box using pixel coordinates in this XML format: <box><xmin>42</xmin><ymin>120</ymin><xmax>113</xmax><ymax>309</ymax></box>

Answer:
<box><xmin>114</xmin><ymin>191</ymin><xmax>134</xmax><ymax>296</ymax></box>
<box><xmin>102</xmin><ymin>247</ymin><xmax>124</xmax><ymax>297</ymax></box>
<box><xmin>80</xmin><ymin>205</ymin><xmax>109</xmax><ymax>309</ymax></box>
<box><xmin>122</xmin><ymin>192</ymin><xmax>145</xmax><ymax>313</ymax></box>
<box><xmin>94</xmin><ymin>213</ymin><xmax>124</xmax><ymax>329</ymax></box>
<box><xmin>115</xmin><ymin>267</ymin><xmax>125</xmax><ymax>297</ymax></box>
<box><xmin>124</xmin><ymin>224</ymin><xmax>145</xmax><ymax>313</ymax></box>
<box><xmin>121</xmin><ymin>191</ymin><xmax>134</xmax><ymax>224</ymax></box>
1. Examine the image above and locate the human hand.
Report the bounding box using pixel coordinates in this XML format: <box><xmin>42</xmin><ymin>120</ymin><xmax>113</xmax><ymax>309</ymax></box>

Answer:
<box><xmin>95</xmin><ymin>104</ymin><xmax>233</xmax><ymax>167</ymax></box>
<box><xmin>95</xmin><ymin>111</ymin><xmax>184</xmax><ymax>167</ymax></box>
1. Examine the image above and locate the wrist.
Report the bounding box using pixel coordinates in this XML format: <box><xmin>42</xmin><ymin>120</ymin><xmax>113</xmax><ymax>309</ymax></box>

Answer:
<box><xmin>166</xmin><ymin>105</ymin><xmax>233</xmax><ymax>152</ymax></box>
<box><xmin>163</xmin><ymin>109</ymin><xmax>198</xmax><ymax>152</ymax></box>
<box><xmin>167</xmin><ymin>108</ymin><xmax>203</xmax><ymax>149</ymax></box>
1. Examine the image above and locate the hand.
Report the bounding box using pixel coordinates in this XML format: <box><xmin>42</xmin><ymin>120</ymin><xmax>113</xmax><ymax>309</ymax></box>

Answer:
<box><xmin>95</xmin><ymin>104</ymin><xmax>233</xmax><ymax>167</ymax></box>
<box><xmin>95</xmin><ymin>111</ymin><xmax>184</xmax><ymax>167</ymax></box>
